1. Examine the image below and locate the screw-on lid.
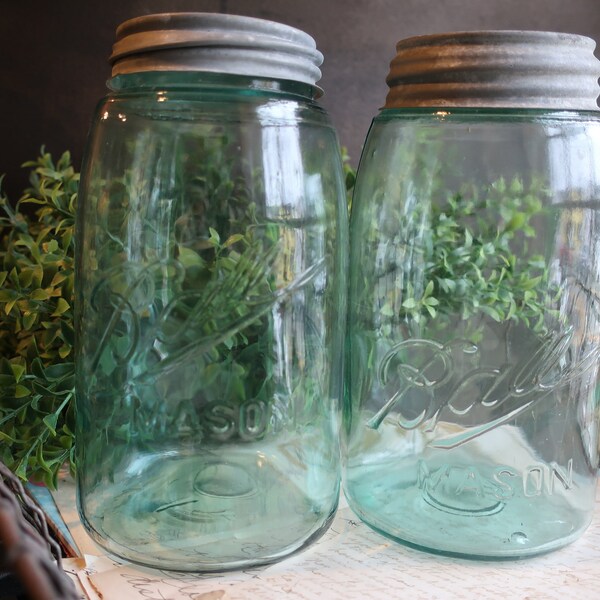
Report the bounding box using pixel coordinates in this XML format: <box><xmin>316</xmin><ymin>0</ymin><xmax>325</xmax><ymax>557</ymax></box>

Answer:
<box><xmin>385</xmin><ymin>31</ymin><xmax>600</xmax><ymax>110</ymax></box>
<box><xmin>110</xmin><ymin>12</ymin><xmax>323</xmax><ymax>87</ymax></box>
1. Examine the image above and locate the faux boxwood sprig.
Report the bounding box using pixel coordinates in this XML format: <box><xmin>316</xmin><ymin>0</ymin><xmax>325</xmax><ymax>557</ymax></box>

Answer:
<box><xmin>1</xmin><ymin>147</ymin><xmax>555</xmax><ymax>486</ymax></box>
<box><xmin>385</xmin><ymin>176</ymin><xmax>560</xmax><ymax>336</ymax></box>
<box><xmin>0</xmin><ymin>148</ymin><xmax>356</xmax><ymax>487</ymax></box>
<box><xmin>0</xmin><ymin>149</ymin><xmax>76</xmax><ymax>488</ymax></box>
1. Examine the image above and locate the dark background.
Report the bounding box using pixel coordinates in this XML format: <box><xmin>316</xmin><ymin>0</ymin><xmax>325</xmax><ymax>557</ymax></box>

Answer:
<box><xmin>2</xmin><ymin>0</ymin><xmax>600</xmax><ymax>199</ymax></box>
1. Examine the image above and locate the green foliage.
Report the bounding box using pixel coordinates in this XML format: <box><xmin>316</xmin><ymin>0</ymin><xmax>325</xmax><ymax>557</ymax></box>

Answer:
<box><xmin>341</xmin><ymin>146</ymin><xmax>356</xmax><ymax>212</ymax></box>
<box><xmin>0</xmin><ymin>145</ymin><xmax>557</xmax><ymax>486</ymax></box>
<box><xmin>0</xmin><ymin>141</ymin><xmax>350</xmax><ymax>489</ymax></box>
<box><xmin>83</xmin><ymin>133</ymin><xmax>286</xmax><ymax>447</ymax></box>
<box><xmin>0</xmin><ymin>149</ymin><xmax>77</xmax><ymax>488</ymax></box>
<box><xmin>0</xmin><ymin>141</ymin><xmax>352</xmax><ymax>487</ymax></box>
<box><xmin>379</xmin><ymin>176</ymin><xmax>560</xmax><ymax>337</ymax></box>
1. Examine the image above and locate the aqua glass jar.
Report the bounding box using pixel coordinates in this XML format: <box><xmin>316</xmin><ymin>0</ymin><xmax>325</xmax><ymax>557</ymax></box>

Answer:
<box><xmin>74</xmin><ymin>13</ymin><xmax>347</xmax><ymax>571</ymax></box>
<box><xmin>344</xmin><ymin>31</ymin><xmax>600</xmax><ymax>558</ymax></box>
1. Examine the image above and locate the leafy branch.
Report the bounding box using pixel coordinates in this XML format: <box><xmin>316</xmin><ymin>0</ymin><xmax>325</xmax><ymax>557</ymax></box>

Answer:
<box><xmin>0</xmin><ymin>149</ymin><xmax>77</xmax><ymax>487</ymax></box>
<box><xmin>0</xmin><ymin>145</ymin><xmax>356</xmax><ymax>487</ymax></box>
<box><xmin>381</xmin><ymin>176</ymin><xmax>560</xmax><ymax>335</ymax></box>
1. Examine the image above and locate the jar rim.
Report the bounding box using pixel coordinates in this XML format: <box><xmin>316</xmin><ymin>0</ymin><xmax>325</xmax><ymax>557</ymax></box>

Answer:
<box><xmin>385</xmin><ymin>30</ymin><xmax>600</xmax><ymax>111</ymax></box>
<box><xmin>110</xmin><ymin>12</ymin><xmax>323</xmax><ymax>87</ymax></box>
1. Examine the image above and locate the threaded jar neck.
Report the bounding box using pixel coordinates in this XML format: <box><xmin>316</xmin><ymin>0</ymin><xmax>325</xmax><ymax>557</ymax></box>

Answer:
<box><xmin>109</xmin><ymin>12</ymin><xmax>324</xmax><ymax>92</ymax></box>
<box><xmin>106</xmin><ymin>70</ymin><xmax>318</xmax><ymax>101</ymax></box>
<box><xmin>385</xmin><ymin>30</ymin><xmax>600</xmax><ymax>111</ymax></box>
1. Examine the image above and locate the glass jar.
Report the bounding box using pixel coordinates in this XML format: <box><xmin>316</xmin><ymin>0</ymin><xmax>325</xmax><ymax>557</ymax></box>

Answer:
<box><xmin>344</xmin><ymin>31</ymin><xmax>600</xmax><ymax>558</ymax></box>
<box><xmin>74</xmin><ymin>13</ymin><xmax>347</xmax><ymax>571</ymax></box>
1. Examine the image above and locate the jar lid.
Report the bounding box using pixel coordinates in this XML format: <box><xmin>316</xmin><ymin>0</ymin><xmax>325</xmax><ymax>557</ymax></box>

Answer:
<box><xmin>110</xmin><ymin>12</ymin><xmax>323</xmax><ymax>87</ymax></box>
<box><xmin>385</xmin><ymin>30</ymin><xmax>600</xmax><ymax>110</ymax></box>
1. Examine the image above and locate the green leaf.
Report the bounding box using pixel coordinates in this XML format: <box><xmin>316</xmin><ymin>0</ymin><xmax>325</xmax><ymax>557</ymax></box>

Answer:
<box><xmin>208</xmin><ymin>227</ymin><xmax>220</xmax><ymax>246</ymax></box>
<box><xmin>177</xmin><ymin>247</ymin><xmax>205</xmax><ymax>269</ymax></box>
<box><xmin>0</xmin><ymin>374</ymin><xmax>15</xmax><ymax>387</ymax></box>
<box><xmin>15</xmin><ymin>459</ymin><xmax>28</xmax><ymax>481</ymax></box>
<box><xmin>44</xmin><ymin>363</ymin><xmax>74</xmax><ymax>381</ymax></box>
<box><xmin>60</xmin><ymin>321</ymin><xmax>75</xmax><ymax>345</ymax></box>
<box><xmin>23</xmin><ymin>312</ymin><xmax>37</xmax><ymax>330</ymax></box>
<box><xmin>10</xmin><ymin>364</ymin><xmax>26</xmax><ymax>383</ymax></box>
<box><xmin>30</xmin><ymin>288</ymin><xmax>50</xmax><ymax>301</ymax></box>
<box><xmin>223</xmin><ymin>233</ymin><xmax>244</xmax><ymax>248</ymax></box>
<box><xmin>481</xmin><ymin>305</ymin><xmax>502</xmax><ymax>322</ymax></box>
<box><xmin>436</xmin><ymin>278</ymin><xmax>456</xmax><ymax>293</ymax></box>
<box><xmin>0</xmin><ymin>289</ymin><xmax>17</xmax><ymax>302</ymax></box>
<box><xmin>506</xmin><ymin>212</ymin><xmax>527</xmax><ymax>231</ymax></box>
<box><xmin>58</xmin><ymin>345</ymin><xmax>71</xmax><ymax>359</ymax></box>
<box><xmin>51</xmin><ymin>298</ymin><xmax>70</xmax><ymax>316</ymax></box>
<box><xmin>464</xmin><ymin>228</ymin><xmax>473</xmax><ymax>248</ymax></box>
<box><xmin>0</xmin><ymin>431</ymin><xmax>17</xmax><ymax>443</ymax></box>
<box><xmin>50</xmin><ymin>271</ymin><xmax>67</xmax><ymax>286</ymax></box>
<box><xmin>31</xmin><ymin>357</ymin><xmax>45</xmax><ymax>379</ymax></box>
<box><xmin>493</xmin><ymin>177</ymin><xmax>507</xmax><ymax>194</ymax></box>
<box><xmin>5</xmin><ymin>298</ymin><xmax>18</xmax><ymax>315</ymax></box>
<box><xmin>14</xmin><ymin>385</ymin><xmax>30</xmax><ymax>398</ymax></box>
<box><xmin>380</xmin><ymin>303</ymin><xmax>394</xmax><ymax>317</ymax></box>
<box><xmin>509</xmin><ymin>177</ymin><xmax>524</xmax><ymax>194</ymax></box>
<box><xmin>425</xmin><ymin>304</ymin><xmax>437</xmax><ymax>318</ymax></box>
<box><xmin>46</xmin><ymin>239</ymin><xmax>59</xmax><ymax>253</ymax></box>
<box><xmin>43</xmin><ymin>413</ymin><xmax>58</xmax><ymax>436</ymax></box>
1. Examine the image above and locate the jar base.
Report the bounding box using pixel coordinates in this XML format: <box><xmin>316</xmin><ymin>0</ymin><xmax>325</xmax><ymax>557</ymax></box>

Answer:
<box><xmin>79</xmin><ymin>444</ymin><xmax>339</xmax><ymax>571</ymax></box>
<box><xmin>344</xmin><ymin>466</ymin><xmax>593</xmax><ymax>560</ymax></box>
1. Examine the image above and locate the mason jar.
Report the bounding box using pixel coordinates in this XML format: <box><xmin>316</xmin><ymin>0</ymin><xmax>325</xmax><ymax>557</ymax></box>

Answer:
<box><xmin>74</xmin><ymin>12</ymin><xmax>347</xmax><ymax>571</ymax></box>
<box><xmin>344</xmin><ymin>31</ymin><xmax>600</xmax><ymax>558</ymax></box>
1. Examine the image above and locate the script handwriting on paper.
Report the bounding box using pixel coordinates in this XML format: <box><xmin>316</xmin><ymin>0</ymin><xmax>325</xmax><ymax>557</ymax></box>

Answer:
<box><xmin>86</xmin><ymin>566</ymin><xmax>232</xmax><ymax>600</ymax></box>
<box><xmin>120</xmin><ymin>573</ymin><xmax>228</xmax><ymax>600</ymax></box>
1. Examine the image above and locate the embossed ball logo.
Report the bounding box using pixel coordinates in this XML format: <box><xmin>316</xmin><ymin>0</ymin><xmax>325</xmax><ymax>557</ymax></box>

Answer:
<box><xmin>368</xmin><ymin>327</ymin><xmax>600</xmax><ymax>449</ymax></box>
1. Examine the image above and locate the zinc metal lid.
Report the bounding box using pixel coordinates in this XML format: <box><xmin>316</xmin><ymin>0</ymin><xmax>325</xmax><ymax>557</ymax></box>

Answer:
<box><xmin>385</xmin><ymin>30</ymin><xmax>600</xmax><ymax>110</ymax></box>
<box><xmin>110</xmin><ymin>12</ymin><xmax>323</xmax><ymax>86</ymax></box>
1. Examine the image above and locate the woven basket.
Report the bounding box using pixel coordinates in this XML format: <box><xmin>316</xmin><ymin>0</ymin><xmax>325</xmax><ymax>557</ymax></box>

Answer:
<box><xmin>0</xmin><ymin>461</ymin><xmax>79</xmax><ymax>600</ymax></box>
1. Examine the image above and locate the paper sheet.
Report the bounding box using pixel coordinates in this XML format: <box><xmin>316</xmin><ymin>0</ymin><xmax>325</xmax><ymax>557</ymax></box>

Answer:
<box><xmin>54</xmin><ymin>477</ymin><xmax>600</xmax><ymax>600</ymax></box>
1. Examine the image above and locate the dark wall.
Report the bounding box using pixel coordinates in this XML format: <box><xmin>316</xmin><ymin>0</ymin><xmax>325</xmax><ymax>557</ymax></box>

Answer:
<box><xmin>2</xmin><ymin>0</ymin><xmax>600</xmax><ymax>198</ymax></box>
